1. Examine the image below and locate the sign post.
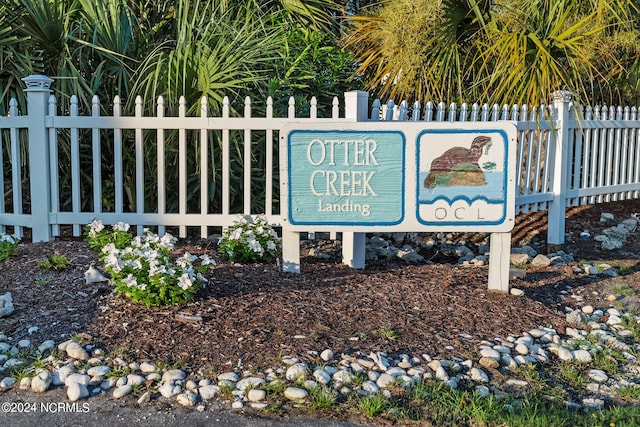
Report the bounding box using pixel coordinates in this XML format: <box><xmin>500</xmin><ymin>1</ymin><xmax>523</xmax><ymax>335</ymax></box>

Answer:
<box><xmin>280</xmin><ymin>122</ymin><xmax>517</xmax><ymax>292</ymax></box>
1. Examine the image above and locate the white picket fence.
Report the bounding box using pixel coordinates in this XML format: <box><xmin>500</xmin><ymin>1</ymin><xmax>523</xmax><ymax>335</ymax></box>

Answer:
<box><xmin>1</xmin><ymin>76</ymin><xmax>640</xmax><ymax>247</ymax></box>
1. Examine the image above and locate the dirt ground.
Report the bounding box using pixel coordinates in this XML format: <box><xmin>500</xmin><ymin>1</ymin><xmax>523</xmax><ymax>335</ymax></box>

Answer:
<box><xmin>2</xmin><ymin>199</ymin><xmax>639</xmax><ymax>375</ymax></box>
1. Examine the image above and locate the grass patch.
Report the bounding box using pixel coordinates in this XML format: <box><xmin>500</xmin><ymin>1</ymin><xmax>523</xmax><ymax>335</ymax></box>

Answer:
<box><xmin>372</xmin><ymin>327</ymin><xmax>399</xmax><ymax>340</ymax></box>
<box><xmin>38</xmin><ymin>253</ymin><xmax>69</xmax><ymax>270</ymax></box>
<box><xmin>308</xmin><ymin>385</ymin><xmax>338</xmax><ymax>412</ymax></box>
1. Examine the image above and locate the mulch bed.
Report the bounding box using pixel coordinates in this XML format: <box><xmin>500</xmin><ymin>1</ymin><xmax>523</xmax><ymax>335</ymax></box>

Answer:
<box><xmin>2</xmin><ymin>199</ymin><xmax>640</xmax><ymax>372</ymax></box>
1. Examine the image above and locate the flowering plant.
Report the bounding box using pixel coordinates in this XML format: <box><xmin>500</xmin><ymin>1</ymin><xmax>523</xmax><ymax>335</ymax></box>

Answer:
<box><xmin>218</xmin><ymin>215</ymin><xmax>281</xmax><ymax>263</ymax></box>
<box><xmin>0</xmin><ymin>233</ymin><xmax>18</xmax><ymax>262</ymax></box>
<box><xmin>85</xmin><ymin>220</ymin><xmax>215</xmax><ymax>307</ymax></box>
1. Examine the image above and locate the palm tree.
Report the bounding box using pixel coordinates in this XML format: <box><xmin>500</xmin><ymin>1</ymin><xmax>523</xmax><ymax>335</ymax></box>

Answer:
<box><xmin>342</xmin><ymin>0</ymin><xmax>639</xmax><ymax>105</ymax></box>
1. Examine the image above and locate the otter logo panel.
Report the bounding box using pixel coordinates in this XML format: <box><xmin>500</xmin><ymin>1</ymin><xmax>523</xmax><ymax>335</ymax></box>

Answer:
<box><xmin>416</xmin><ymin>129</ymin><xmax>510</xmax><ymax>226</ymax></box>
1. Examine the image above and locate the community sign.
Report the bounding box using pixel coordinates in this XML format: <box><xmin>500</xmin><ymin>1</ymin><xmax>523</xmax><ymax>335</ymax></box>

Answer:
<box><xmin>280</xmin><ymin>122</ymin><xmax>517</xmax><ymax>233</ymax></box>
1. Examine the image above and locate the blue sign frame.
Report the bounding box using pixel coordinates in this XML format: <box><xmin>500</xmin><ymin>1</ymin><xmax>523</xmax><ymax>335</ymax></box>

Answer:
<box><xmin>287</xmin><ymin>130</ymin><xmax>406</xmax><ymax>226</ymax></box>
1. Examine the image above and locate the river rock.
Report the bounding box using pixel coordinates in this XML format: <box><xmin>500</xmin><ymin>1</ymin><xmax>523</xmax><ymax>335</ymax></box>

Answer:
<box><xmin>162</xmin><ymin>369</ymin><xmax>186</xmax><ymax>383</ymax></box>
<box><xmin>65</xmin><ymin>342</ymin><xmax>89</xmax><ymax>360</ymax></box>
<box><xmin>284</xmin><ymin>387</ymin><xmax>308</xmax><ymax>401</ymax></box>
<box><xmin>0</xmin><ymin>292</ymin><xmax>14</xmax><ymax>318</ymax></box>
<box><xmin>31</xmin><ymin>371</ymin><xmax>52</xmax><ymax>393</ymax></box>
<box><xmin>285</xmin><ymin>363</ymin><xmax>308</xmax><ymax>381</ymax></box>
<box><xmin>176</xmin><ymin>390</ymin><xmax>198</xmax><ymax>406</ymax></box>
<box><xmin>113</xmin><ymin>385</ymin><xmax>133</xmax><ymax>398</ymax></box>
<box><xmin>248</xmin><ymin>389</ymin><xmax>266</xmax><ymax>402</ymax></box>
<box><xmin>67</xmin><ymin>382</ymin><xmax>89</xmax><ymax>401</ymax></box>
<box><xmin>199</xmin><ymin>385</ymin><xmax>220</xmax><ymax>400</ymax></box>
<box><xmin>320</xmin><ymin>349</ymin><xmax>334</xmax><ymax>362</ymax></box>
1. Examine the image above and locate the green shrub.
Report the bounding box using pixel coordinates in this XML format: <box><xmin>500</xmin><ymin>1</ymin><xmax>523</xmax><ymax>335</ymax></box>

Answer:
<box><xmin>218</xmin><ymin>215</ymin><xmax>281</xmax><ymax>263</ymax></box>
<box><xmin>0</xmin><ymin>233</ymin><xmax>18</xmax><ymax>262</ymax></box>
<box><xmin>85</xmin><ymin>220</ymin><xmax>214</xmax><ymax>307</ymax></box>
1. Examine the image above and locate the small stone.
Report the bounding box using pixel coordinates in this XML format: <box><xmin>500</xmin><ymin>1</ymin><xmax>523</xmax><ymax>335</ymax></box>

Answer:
<box><xmin>479</xmin><ymin>357</ymin><xmax>500</xmax><ymax>369</ymax></box>
<box><xmin>313</xmin><ymin>369</ymin><xmax>331</xmax><ymax>385</ymax></box>
<box><xmin>127</xmin><ymin>374</ymin><xmax>146</xmax><ymax>387</ymax></box>
<box><xmin>582</xmin><ymin>398</ymin><xmax>605</xmax><ymax>410</ymax></box>
<box><xmin>236</xmin><ymin>377</ymin><xmax>264</xmax><ymax>391</ymax></box>
<box><xmin>434</xmin><ymin>366</ymin><xmax>449</xmax><ymax>382</ymax></box>
<box><xmin>67</xmin><ymin>383</ymin><xmax>89</xmax><ymax>401</ymax></box>
<box><xmin>37</xmin><ymin>340</ymin><xmax>55</xmax><ymax>354</ymax></box>
<box><xmin>65</xmin><ymin>373</ymin><xmax>90</xmax><ymax>387</ymax></box>
<box><xmin>217</xmin><ymin>371</ymin><xmax>239</xmax><ymax>382</ymax></box>
<box><xmin>18</xmin><ymin>339</ymin><xmax>31</xmax><ymax>348</ymax></box>
<box><xmin>162</xmin><ymin>369</ymin><xmax>186</xmax><ymax>383</ymax></box>
<box><xmin>140</xmin><ymin>362</ymin><xmax>156</xmax><ymax>373</ymax></box>
<box><xmin>333</xmin><ymin>370</ymin><xmax>354</xmax><ymax>384</ymax></box>
<box><xmin>515</xmin><ymin>343</ymin><xmax>529</xmax><ymax>355</ymax></box>
<box><xmin>176</xmin><ymin>390</ymin><xmax>198</xmax><ymax>407</ymax></box>
<box><xmin>56</xmin><ymin>366</ymin><xmax>75</xmax><ymax>384</ymax></box>
<box><xmin>607</xmin><ymin>294</ymin><xmax>618</xmax><ymax>302</ymax></box>
<box><xmin>376</xmin><ymin>373</ymin><xmax>395</xmax><ymax>388</ymax></box>
<box><xmin>284</xmin><ymin>387</ymin><xmax>308</xmax><ymax>401</ymax></box>
<box><xmin>31</xmin><ymin>371</ymin><xmax>52</xmax><ymax>393</ymax></box>
<box><xmin>573</xmin><ymin>350</ymin><xmax>593</xmax><ymax>363</ymax></box>
<box><xmin>588</xmin><ymin>369</ymin><xmax>609</xmax><ymax>383</ymax></box>
<box><xmin>581</xmin><ymin>305</ymin><xmax>594</xmax><ymax>315</ymax></box>
<box><xmin>506</xmin><ymin>379</ymin><xmax>529</xmax><ymax>388</ymax></box>
<box><xmin>531</xmin><ymin>254</ymin><xmax>551</xmax><ymax>267</ymax></box>
<box><xmin>320</xmin><ymin>349</ymin><xmax>334</xmax><ymax>362</ymax></box>
<box><xmin>113</xmin><ymin>385</ymin><xmax>133</xmax><ymax>398</ymax></box>
<box><xmin>285</xmin><ymin>363</ymin><xmax>308</xmax><ymax>381</ymax></box>
<box><xmin>231</xmin><ymin>401</ymin><xmax>243</xmax><ymax>409</ymax></box>
<box><xmin>475</xmin><ymin>385</ymin><xmax>490</xmax><ymax>398</ymax></box>
<box><xmin>247</xmin><ymin>389</ymin><xmax>266</xmax><ymax>402</ymax></box>
<box><xmin>65</xmin><ymin>342</ymin><xmax>89</xmax><ymax>360</ymax></box>
<box><xmin>137</xmin><ymin>391</ymin><xmax>151</xmax><ymax>404</ymax></box>
<box><xmin>1</xmin><ymin>377</ymin><xmax>16</xmax><ymax>389</ymax></box>
<box><xmin>479</xmin><ymin>348</ymin><xmax>501</xmax><ymax>360</ymax></box>
<box><xmin>0</xmin><ymin>292</ymin><xmax>14</xmax><ymax>318</ymax></box>
<box><xmin>566</xmin><ymin>310</ymin><xmax>586</xmax><ymax>325</ymax></box>
<box><xmin>87</xmin><ymin>366</ymin><xmax>110</xmax><ymax>377</ymax></box>
<box><xmin>19</xmin><ymin>377</ymin><xmax>32</xmax><ymax>390</ymax></box>
<box><xmin>470</xmin><ymin>368</ymin><xmax>489</xmax><ymax>383</ymax></box>
<box><xmin>362</xmin><ymin>380</ymin><xmax>380</xmax><ymax>394</ymax></box>
<box><xmin>158</xmin><ymin>383</ymin><xmax>181</xmax><ymax>398</ymax></box>
<box><xmin>84</xmin><ymin>265</ymin><xmax>108</xmax><ymax>284</ymax></box>
<box><xmin>510</xmin><ymin>288</ymin><xmax>525</xmax><ymax>296</ymax></box>
<box><xmin>199</xmin><ymin>385</ymin><xmax>220</xmax><ymax>400</ymax></box>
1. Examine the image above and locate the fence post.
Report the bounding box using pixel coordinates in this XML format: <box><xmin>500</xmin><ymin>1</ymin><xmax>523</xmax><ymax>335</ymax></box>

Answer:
<box><xmin>22</xmin><ymin>75</ymin><xmax>54</xmax><ymax>242</ymax></box>
<box><xmin>342</xmin><ymin>91</ymin><xmax>369</xmax><ymax>269</ymax></box>
<box><xmin>547</xmin><ymin>90</ymin><xmax>572</xmax><ymax>249</ymax></box>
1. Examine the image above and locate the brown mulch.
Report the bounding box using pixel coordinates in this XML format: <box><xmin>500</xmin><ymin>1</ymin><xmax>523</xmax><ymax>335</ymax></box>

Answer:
<box><xmin>1</xmin><ymin>199</ymin><xmax>640</xmax><ymax>372</ymax></box>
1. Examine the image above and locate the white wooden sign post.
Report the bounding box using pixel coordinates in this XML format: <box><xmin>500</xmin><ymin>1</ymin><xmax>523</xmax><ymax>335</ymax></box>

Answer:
<box><xmin>279</xmin><ymin>121</ymin><xmax>517</xmax><ymax>292</ymax></box>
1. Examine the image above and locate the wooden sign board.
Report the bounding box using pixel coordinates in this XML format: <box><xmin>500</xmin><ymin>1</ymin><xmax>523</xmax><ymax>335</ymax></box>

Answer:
<box><xmin>279</xmin><ymin>121</ymin><xmax>517</xmax><ymax>293</ymax></box>
<box><xmin>281</xmin><ymin>122</ymin><xmax>517</xmax><ymax>233</ymax></box>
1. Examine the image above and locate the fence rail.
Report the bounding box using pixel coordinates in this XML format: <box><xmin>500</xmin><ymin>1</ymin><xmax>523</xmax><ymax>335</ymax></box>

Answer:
<box><xmin>1</xmin><ymin>76</ymin><xmax>640</xmax><ymax>247</ymax></box>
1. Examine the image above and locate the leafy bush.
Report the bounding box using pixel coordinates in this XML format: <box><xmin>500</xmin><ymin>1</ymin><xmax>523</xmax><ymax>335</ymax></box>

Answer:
<box><xmin>85</xmin><ymin>220</ymin><xmax>214</xmax><ymax>307</ymax></box>
<box><xmin>218</xmin><ymin>215</ymin><xmax>281</xmax><ymax>263</ymax></box>
<box><xmin>0</xmin><ymin>233</ymin><xmax>18</xmax><ymax>261</ymax></box>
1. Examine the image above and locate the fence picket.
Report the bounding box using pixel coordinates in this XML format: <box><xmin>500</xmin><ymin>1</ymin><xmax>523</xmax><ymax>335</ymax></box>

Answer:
<box><xmin>157</xmin><ymin>96</ymin><xmax>166</xmax><ymax>236</ymax></box>
<box><xmin>91</xmin><ymin>96</ymin><xmax>102</xmax><ymax>216</ymax></box>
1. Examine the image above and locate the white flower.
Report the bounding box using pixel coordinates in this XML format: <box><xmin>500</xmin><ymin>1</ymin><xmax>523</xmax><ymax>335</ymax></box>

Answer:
<box><xmin>122</xmin><ymin>274</ymin><xmax>137</xmax><ymax>287</ymax></box>
<box><xmin>267</xmin><ymin>241</ymin><xmax>276</xmax><ymax>251</ymax></box>
<box><xmin>113</xmin><ymin>221</ymin><xmax>130</xmax><ymax>232</ymax></box>
<box><xmin>199</xmin><ymin>254</ymin><xmax>215</xmax><ymax>266</ymax></box>
<box><xmin>248</xmin><ymin>238</ymin><xmax>264</xmax><ymax>254</ymax></box>
<box><xmin>87</xmin><ymin>219</ymin><xmax>104</xmax><ymax>237</ymax></box>
<box><xmin>177</xmin><ymin>273</ymin><xmax>193</xmax><ymax>290</ymax></box>
<box><xmin>0</xmin><ymin>234</ymin><xmax>16</xmax><ymax>244</ymax></box>
<box><xmin>176</xmin><ymin>253</ymin><xmax>197</xmax><ymax>268</ymax></box>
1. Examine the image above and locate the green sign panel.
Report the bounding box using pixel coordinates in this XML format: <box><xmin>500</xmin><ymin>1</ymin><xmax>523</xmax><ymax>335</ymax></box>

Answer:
<box><xmin>287</xmin><ymin>130</ymin><xmax>405</xmax><ymax>226</ymax></box>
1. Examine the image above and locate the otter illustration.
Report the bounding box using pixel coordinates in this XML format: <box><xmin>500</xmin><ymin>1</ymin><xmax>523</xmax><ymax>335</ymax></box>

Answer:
<box><xmin>423</xmin><ymin>135</ymin><xmax>492</xmax><ymax>189</ymax></box>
